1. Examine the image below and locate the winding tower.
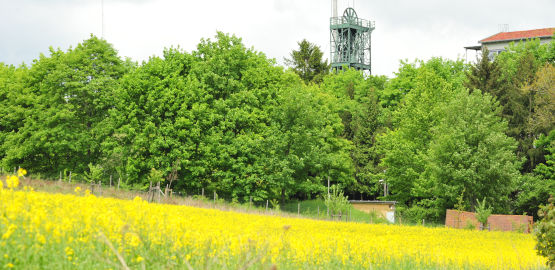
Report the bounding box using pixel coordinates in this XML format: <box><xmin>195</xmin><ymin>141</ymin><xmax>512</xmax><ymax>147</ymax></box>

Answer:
<box><xmin>330</xmin><ymin>3</ymin><xmax>375</xmax><ymax>73</ymax></box>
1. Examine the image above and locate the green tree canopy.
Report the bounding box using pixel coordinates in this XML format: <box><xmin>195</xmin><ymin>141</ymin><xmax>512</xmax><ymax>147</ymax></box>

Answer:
<box><xmin>103</xmin><ymin>32</ymin><xmax>351</xmax><ymax>202</ymax></box>
<box><xmin>2</xmin><ymin>35</ymin><xmax>127</xmax><ymax>176</ymax></box>
<box><xmin>284</xmin><ymin>39</ymin><xmax>329</xmax><ymax>84</ymax></box>
<box><xmin>377</xmin><ymin>57</ymin><xmax>519</xmax><ymax>220</ymax></box>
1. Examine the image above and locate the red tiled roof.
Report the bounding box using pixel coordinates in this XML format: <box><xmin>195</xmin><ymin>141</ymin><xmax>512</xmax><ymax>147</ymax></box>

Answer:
<box><xmin>480</xmin><ymin>28</ymin><xmax>555</xmax><ymax>43</ymax></box>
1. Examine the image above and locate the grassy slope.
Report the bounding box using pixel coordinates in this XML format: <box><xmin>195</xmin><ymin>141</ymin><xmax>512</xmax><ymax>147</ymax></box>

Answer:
<box><xmin>17</xmin><ymin>176</ymin><xmax>389</xmax><ymax>224</ymax></box>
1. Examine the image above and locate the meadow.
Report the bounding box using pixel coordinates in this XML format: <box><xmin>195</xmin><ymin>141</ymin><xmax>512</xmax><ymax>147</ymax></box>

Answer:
<box><xmin>0</xmin><ymin>175</ymin><xmax>548</xmax><ymax>269</ymax></box>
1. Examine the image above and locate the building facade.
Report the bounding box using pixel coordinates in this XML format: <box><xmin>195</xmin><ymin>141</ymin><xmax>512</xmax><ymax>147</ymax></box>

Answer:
<box><xmin>465</xmin><ymin>27</ymin><xmax>554</xmax><ymax>59</ymax></box>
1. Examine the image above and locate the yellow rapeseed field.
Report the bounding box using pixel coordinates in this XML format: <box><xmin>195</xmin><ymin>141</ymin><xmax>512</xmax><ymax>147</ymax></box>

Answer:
<box><xmin>0</xmin><ymin>172</ymin><xmax>547</xmax><ymax>269</ymax></box>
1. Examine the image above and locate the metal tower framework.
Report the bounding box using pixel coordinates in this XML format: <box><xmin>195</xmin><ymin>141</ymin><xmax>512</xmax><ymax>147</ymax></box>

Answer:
<box><xmin>330</xmin><ymin>8</ymin><xmax>375</xmax><ymax>73</ymax></box>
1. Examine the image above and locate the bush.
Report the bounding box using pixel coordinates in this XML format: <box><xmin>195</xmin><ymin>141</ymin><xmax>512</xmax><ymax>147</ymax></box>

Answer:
<box><xmin>323</xmin><ymin>185</ymin><xmax>349</xmax><ymax>218</ymax></box>
<box><xmin>83</xmin><ymin>163</ymin><xmax>103</xmax><ymax>184</ymax></box>
<box><xmin>464</xmin><ymin>220</ymin><xmax>476</xmax><ymax>230</ymax></box>
<box><xmin>475</xmin><ymin>198</ymin><xmax>492</xmax><ymax>229</ymax></box>
<box><xmin>397</xmin><ymin>205</ymin><xmax>436</xmax><ymax>224</ymax></box>
<box><xmin>535</xmin><ymin>196</ymin><xmax>555</xmax><ymax>268</ymax></box>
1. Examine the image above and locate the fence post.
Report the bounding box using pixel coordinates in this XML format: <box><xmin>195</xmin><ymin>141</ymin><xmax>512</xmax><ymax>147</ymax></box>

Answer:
<box><xmin>157</xmin><ymin>182</ymin><xmax>161</xmax><ymax>203</ymax></box>
<box><xmin>98</xmin><ymin>181</ymin><xmax>102</xmax><ymax>196</ymax></box>
<box><xmin>266</xmin><ymin>200</ymin><xmax>268</xmax><ymax>211</ymax></box>
<box><xmin>117</xmin><ymin>177</ymin><xmax>120</xmax><ymax>189</ymax></box>
<box><xmin>110</xmin><ymin>175</ymin><xmax>112</xmax><ymax>187</ymax></box>
<box><xmin>298</xmin><ymin>203</ymin><xmax>300</xmax><ymax>216</ymax></box>
<box><xmin>59</xmin><ymin>171</ymin><xmax>62</xmax><ymax>182</ymax></box>
<box><xmin>148</xmin><ymin>182</ymin><xmax>152</xmax><ymax>202</ymax></box>
<box><xmin>202</xmin><ymin>188</ymin><xmax>204</xmax><ymax>197</ymax></box>
<box><xmin>249</xmin><ymin>196</ymin><xmax>252</xmax><ymax>207</ymax></box>
<box><xmin>69</xmin><ymin>171</ymin><xmax>72</xmax><ymax>183</ymax></box>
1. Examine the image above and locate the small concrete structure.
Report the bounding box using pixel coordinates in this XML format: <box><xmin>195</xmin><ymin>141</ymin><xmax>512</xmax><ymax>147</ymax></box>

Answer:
<box><xmin>349</xmin><ymin>200</ymin><xmax>396</xmax><ymax>223</ymax></box>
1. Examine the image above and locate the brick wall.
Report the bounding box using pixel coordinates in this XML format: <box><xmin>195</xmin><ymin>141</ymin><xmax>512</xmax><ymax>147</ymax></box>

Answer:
<box><xmin>445</xmin><ymin>209</ymin><xmax>534</xmax><ymax>233</ymax></box>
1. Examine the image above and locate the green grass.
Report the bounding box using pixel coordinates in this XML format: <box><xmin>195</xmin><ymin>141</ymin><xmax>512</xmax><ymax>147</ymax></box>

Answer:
<box><xmin>282</xmin><ymin>199</ymin><xmax>389</xmax><ymax>224</ymax></box>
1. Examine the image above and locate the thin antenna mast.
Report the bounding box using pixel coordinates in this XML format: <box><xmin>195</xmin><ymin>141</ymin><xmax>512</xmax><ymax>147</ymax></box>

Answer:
<box><xmin>101</xmin><ymin>0</ymin><xmax>104</xmax><ymax>38</ymax></box>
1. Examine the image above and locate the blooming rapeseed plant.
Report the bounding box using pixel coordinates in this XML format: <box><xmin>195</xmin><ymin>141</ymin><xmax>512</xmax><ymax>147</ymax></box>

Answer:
<box><xmin>17</xmin><ymin>168</ymin><xmax>26</xmax><ymax>177</ymax></box>
<box><xmin>0</xmin><ymin>180</ymin><xmax>547</xmax><ymax>269</ymax></box>
<box><xmin>6</xmin><ymin>175</ymin><xmax>18</xmax><ymax>189</ymax></box>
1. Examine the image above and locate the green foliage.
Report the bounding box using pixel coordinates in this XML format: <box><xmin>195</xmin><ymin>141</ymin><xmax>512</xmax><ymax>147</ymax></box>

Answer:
<box><xmin>420</xmin><ymin>89</ymin><xmax>519</xmax><ymax>214</ymax></box>
<box><xmin>535</xmin><ymin>196</ymin><xmax>555</xmax><ymax>268</ymax></box>
<box><xmin>83</xmin><ymin>163</ymin><xmax>103</xmax><ymax>184</ymax></box>
<box><xmin>397</xmin><ymin>205</ymin><xmax>431</xmax><ymax>224</ymax></box>
<box><xmin>147</xmin><ymin>168</ymin><xmax>164</xmax><ymax>185</ymax></box>
<box><xmin>269</xmin><ymin>199</ymin><xmax>280</xmax><ymax>211</ymax></box>
<box><xmin>323</xmin><ymin>185</ymin><xmax>350</xmax><ymax>217</ymax></box>
<box><xmin>321</xmin><ymin>69</ymin><xmax>383</xmax><ymax>198</ymax></box>
<box><xmin>464</xmin><ymin>220</ymin><xmax>476</xmax><ymax>230</ymax></box>
<box><xmin>475</xmin><ymin>198</ymin><xmax>493</xmax><ymax>227</ymax></box>
<box><xmin>284</xmin><ymin>39</ymin><xmax>329</xmax><ymax>84</ymax></box>
<box><xmin>0</xmin><ymin>63</ymin><xmax>28</xmax><ymax>163</ymax></box>
<box><xmin>377</xmin><ymin>57</ymin><xmax>519</xmax><ymax>221</ymax></box>
<box><xmin>376</xmin><ymin>58</ymin><xmax>468</xmax><ymax>206</ymax></box>
<box><xmin>465</xmin><ymin>47</ymin><xmax>502</xmax><ymax>95</ymax></box>
<box><xmin>492</xmin><ymin>39</ymin><xmax>553</xmax><ymax>173</ymax></box>
<box><xmin>2</xmin><ymin>35</ymin><xmax>126</xmax><ymax>176</ymax></box>
<box><xmin>454</xmin><ymin>187</ymin><xmax>467</xmax><ymax>212</ymax></box>
<box><xmin>101</xmin><ymin>32</ymin><xmax>351</xmax><ymax>202</ymax></box>
<box><xmin>534</xmin><ymin>130</ymin><xmax>555</xmax><ymax>181</ymax></box>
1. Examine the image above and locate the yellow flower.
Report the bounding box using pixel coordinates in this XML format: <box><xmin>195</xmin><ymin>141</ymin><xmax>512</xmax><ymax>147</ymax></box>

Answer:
<box><xmin>136</xmin><ymin>256</ymin><xmax>144</xmax><ymax>263</ymax></box>
<box><xmin>74</xmin><ymin>186</ymin><xmax>81</xmax><ymax>194</ymax></box>
<box><xmin>17</xmin><ymin>168</ymin><xmax>27</xmax><ymax>177</ymax></box>
<box><xmin>5</xmin><ymin>263</ymin><xmax>14</xmax><ymax>268</ymax></box>
<box><xmin>6</xmin><ymin>175</ymin><xmax>19</xmax><ymax>189</ymax></box>
<box><xmin>2</xmin><ymin>224</ymin><xmax>17</xmax><ymax>240</ymax></box>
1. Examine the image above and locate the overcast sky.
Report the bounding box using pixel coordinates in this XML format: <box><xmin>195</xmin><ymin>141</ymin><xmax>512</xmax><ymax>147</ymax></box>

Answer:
<box><xmin>1</xmin><ymin>0</ymin><xmax>554</xmax><ymax>76</ymax></box>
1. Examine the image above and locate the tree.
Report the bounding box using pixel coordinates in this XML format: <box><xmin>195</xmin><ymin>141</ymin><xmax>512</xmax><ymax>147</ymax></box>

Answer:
<box><xmin>535</xmin><ymin>196</ymin><xmax>555</xmax><ymax>268</ymax></box>
<box><xmin>376</xmin><ymin>58</ymin><xmax>467</xmax><ymax>207</ymax></box>
<box><xmin>416</xmin><ymin>89</ymin><xmax>520</xmax><ymax>216</ymax></box>
<box><xmin>320</xmin><ymin>69</ymin><xmax>383</xmax><ymax>198</ymax></box>
<box><xmin>105</xmin><ymin>32</ymin><xmax>351</xmax><ymax>202</ymax></box>
<box><xmin>284</xmin><ymin>39</ymin><xmax>329</xmax><ymax>84</ymax></box>
<box><xmin>465</xmin><ymin>47</ymin><xmax>502</xmax><ymax>95</ymax></box>
<box><xmin>377</xmin><ymin>58</ymin><xmax>521</xmax><ymax>220</ymax></box>
<box><xmin>262</xmin><ymin>82</ymin><xmax>354</xmax><ymax>202</ymax></box>
<box><xmin>0</xmin><ymin>63</ymin><xmax>29</xmax><ymax>165</ymax></box>
<box><xmin>492</xmin><ymin>39</ymin><xmax>552</xmax><ymax>173</ymax></box>
<box><xmin>475</xmin><ymin>198</ymin><xmax>493</xmax><ymax>230</ymax></box>
<box><xmin>2</xmin><ymin>35</ymin><xmax>127</xmax><ymax>176</ymax></box>
<box><xmin>526</xmin><ymin>64</ymin><xmax>555</xmax><ymax>137</ymax></box>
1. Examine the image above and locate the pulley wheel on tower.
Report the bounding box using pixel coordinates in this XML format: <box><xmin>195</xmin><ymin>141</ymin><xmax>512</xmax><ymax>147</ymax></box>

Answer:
<box><xmin>343</xmin><ymin>8</ymin><xmax>358</xmax><ymax>23</ymax></box>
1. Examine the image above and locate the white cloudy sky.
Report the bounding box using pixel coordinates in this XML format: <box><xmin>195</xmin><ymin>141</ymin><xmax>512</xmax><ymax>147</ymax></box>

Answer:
<box><xmin>1</xmin><ymin>0</ymin><xmax>553</xmax><ymax>76</ymax></box>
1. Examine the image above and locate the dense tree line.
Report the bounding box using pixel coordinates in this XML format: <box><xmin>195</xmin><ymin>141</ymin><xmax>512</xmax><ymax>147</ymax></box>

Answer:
<box><xmin>0</xmin><ymin>33</ymin><xmax>553</xmax><ymax>222</ymax></box>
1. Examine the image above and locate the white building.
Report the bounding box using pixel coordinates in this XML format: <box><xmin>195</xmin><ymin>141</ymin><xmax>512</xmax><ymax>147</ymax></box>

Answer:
<box><xmin>465</xmin><ymin>27</ymin><xmax>554</xmax><ymax>60</ymax></box>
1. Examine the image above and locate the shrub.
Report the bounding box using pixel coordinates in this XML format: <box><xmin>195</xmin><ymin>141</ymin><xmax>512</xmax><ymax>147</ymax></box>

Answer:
<box><xmin>535</xmin><ymin>195</ymin><xmax>555</xmax><ymax>268</ymax></box>
<box><xmin>323</xmin><ymin>185</ymin><xmax>349</xmax><ymax>218</ymax></box>
<box><xmin>475</xmin><ymin>198</ymin><xmax>492</xmax><ymax>229</ymax></box>
<box><xmin>464</xmin><ymin>220</ymin><xmax>476</xmax><ymax>230</ymax></box>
